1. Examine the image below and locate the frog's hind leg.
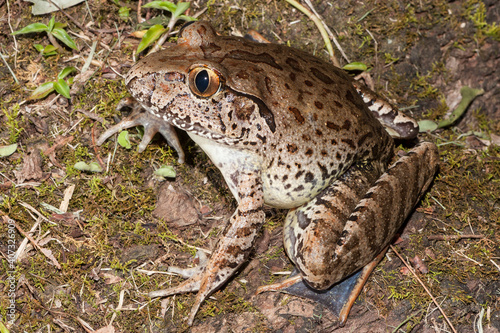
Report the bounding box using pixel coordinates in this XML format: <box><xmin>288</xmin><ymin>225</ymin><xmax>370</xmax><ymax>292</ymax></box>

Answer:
<box><xmin>267</xmin><ymin>142</ymin><xmax>438</xmax><ymax>324</ymax></box>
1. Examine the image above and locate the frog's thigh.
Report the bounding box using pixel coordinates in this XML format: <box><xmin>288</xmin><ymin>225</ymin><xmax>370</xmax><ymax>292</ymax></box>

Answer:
<box><xmin>284</xmin><ymin>142</ymin><xmax>439</xmax><ymax>291</ymax></box>
<box><xmin>283</xmin><ymin>162</ymin><xmax>382</xmax><ymax>290</ymax></box>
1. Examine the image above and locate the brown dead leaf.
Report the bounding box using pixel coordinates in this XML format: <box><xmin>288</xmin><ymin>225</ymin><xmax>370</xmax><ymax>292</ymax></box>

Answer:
<box><xmin>102</xmin><ymin>272</ymin><xmax>124</xmax><ymax>284</ymax></box>
<box><xmin>491</xmin><ymin>133</ymin><xmax>500</xmax><ymax>146</ymax></box>
<box><xmin>39</xmin><ymin>248</ymin><xmax>62</xmax><ymax>270</ymax></box>
<box><xmin>0</xmin><ymin>181</ymin><xmax>13</xmax><ymax>190</ymax></box>
<box><xmin>153</xmin><ymin>184</ymin><xmax>200</xmax><ymax>227</ymax></box>
<box><xmin>411</xmin><ymin>255</ymin><xmax>429</xmax><ymax>274</ymax></box>
<box><xmin>400</xmin><ymin>266</ymin><xmax>410</xmax><ymax>275</ymax></box>
<box><xmin>425</xmin><ymin>248</ymin><xmax>436</xmax><ymax>260</ymax></box>
<box><xmin>392</xmin><ymin>236</ymin><xmax>405</xmax><ymax>245</ymax></box>
<box><xmin>465</xmin><ymin>135</ymin><xmax>487</xmax><ymax>150</ymax></box>
<box><xmin>43</xmin><ymin>135</ymin><xmax>74</xmax><ymax>168</ymax></box>
<box><xmin>424</xmin><ymin>206</ymin><xmax>435</xmax><ymax>215</ymax></box>
<box><xmin>14</xmin><ymin>148</ymin><xmax>43</xmax><ymax>183</ymax></box>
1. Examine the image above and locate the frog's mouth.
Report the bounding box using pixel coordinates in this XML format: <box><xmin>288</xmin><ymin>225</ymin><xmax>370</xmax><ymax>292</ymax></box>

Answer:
<box><xmin>147</xmin><ymin>105</ymin><xmax>244</xmax><ymax>146</ymax></box>
<box><xmin>171</xmin><ymin>116</ymin><xmax>240</xmax><ymax>144</ymax></box>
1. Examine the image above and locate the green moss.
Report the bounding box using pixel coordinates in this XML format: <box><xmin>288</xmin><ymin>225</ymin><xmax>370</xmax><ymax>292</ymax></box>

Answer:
<box><xmin>466</xmin><ymin>0</ymin><xmax>500</xmax><ymax>42</ymax></box>
<box><xmin>2</xmin><ymin>103</ymin><xmax>23</xmax><ymax>143</ymax></box>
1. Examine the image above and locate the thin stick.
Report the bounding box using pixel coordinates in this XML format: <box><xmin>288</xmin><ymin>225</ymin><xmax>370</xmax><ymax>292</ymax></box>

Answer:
<box><xmin>390</xmin><ymin>245</ymin><xmax>457</xmax><ymax>333</ymax></box>
<box><xmin>303</xmin><ymin>0</ymin><xmax>350</xmax><ymax>64</ymax></box>
<box><xmin>0</xmin><ymin>52</ymin><xmax>19</xmax><ymax>84</ymax></box>
<box><xmin>285</xmin><ymin>0</ymin><xmax>340</xmax><ymax>67</ymax></box>
<box><xmin>427</xmin><ymin>234</ymin><xmax>484</xmax><ymax>241</ymax></box>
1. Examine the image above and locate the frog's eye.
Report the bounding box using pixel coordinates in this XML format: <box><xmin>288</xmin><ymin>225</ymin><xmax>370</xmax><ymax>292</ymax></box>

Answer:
<box><xmin>188</xmin><ymin>67</ymin><xmax>221</xmax><ymax>98</ymax></box>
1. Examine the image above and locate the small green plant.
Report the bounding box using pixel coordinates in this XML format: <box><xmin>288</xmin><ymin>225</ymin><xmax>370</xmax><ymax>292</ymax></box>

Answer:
<box><xmin>136</xmin><ymin>1</ymin><xmax>195</xmax><ymax>54</ymax></box>
<box><xmin>118</xmin><ymin>6</ymin><xmax>131</xmax><ymax>20</ymax></box>
<box><xmin>342</xmin><ymin>62</ymin><xmax>368</xmax><ymax>72</ymax></box>
<box><xmin>468</xmin><ymin>1</ymin><xmax>500</xmax><ymax>41</ymax></box>
<box><xmin>0</xmin><ymin>143</ymin><xmax>18</xmax><ymax>157</ymax></box>
<box><xmin>384</xmin><ymin>53</ymin><xmax>400</xmax><ymax>64</ymax></box>
<box><xmin>2</xmin><ymin>103</ymin><xmax>22</xmax><ymax>142</ymax></box>
<box><xmin>418</xmin><ymin>86</ymin><xmax>484</xmax><ymax>132</ymax></box>
<box><xmin>30</xmin><ymin>66</ymin><xmax>76</xmax><ymax>100</ymax></box>
<box><xmin>12</xmin><ymin>16</ymin><xmax>78</xmax><ymax>55</ymax></box>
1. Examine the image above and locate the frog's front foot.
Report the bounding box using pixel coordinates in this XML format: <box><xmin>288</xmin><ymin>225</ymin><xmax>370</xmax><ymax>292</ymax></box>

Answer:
<box><xmin>97</xmin><ymin>98</ymin><xmax>185</xmax><ymax>163</ymax></box>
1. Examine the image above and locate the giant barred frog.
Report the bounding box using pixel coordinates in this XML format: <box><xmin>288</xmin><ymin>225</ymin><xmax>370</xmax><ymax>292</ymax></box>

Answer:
<box><xmin>98</xmin><ymin>21</ymin><xmax>438</xmax><ymax>326</ymax></box>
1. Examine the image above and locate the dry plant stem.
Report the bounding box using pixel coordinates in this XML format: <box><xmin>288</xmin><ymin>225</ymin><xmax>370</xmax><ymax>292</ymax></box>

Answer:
<box><xmin>14</xmin><ymin>221</ymin><xmax>61</xmax><ymax>269</ymax></box>
<box><xmin>365</xmin><ymin>29</ymin><xmax>377</xmax><ymax>67</ymax></box>
<box><xmin>159</xmin><ymin>234</ymin><xmax>212</xmax><ymax>255</ymax></box>
<box><xmin>490</xmin><ymin>259</ymin><xmax>500</xmax><ymax>272</ymax></box>
<box><xmin>427</xmin><ymin>234</ymin><xmax>484</xmax><ymax>241</ymax></box>
<box><xmin>303</xmin><ymin>0</ymin><xmax>350</xmax><ymax>64</ymax></box>
<box><xmin>285</xmin><ymin>0</ymin><xmax>340</xmax><ymax>67</ymax></box>
<box><xmin>76</xmin><ymin>108</ymin><xmax>105</xmax><ymax>123</ymax></box>
<box><xmin>47</xmin><ymin>32</ymin><xmax>63</xmax><ymax>50</ymax></box>
<box><xmin>91</xmin><ymin>126</ymin><xmax>106</xmax><ymax>169</ymax></box>
<box><xmin>19</xmin><ymin>201</ymin><xmax>57</xmax><ymax>225</ymax></box>
<box><xmin>0</xmin><ymin>52</ymin><xmax>19</xmax><ymax>84</ymax></box>
<box><xmin>137</xmin><ymin>0</ymin><xmax>143</xmax><ymax>25</ymax></box>
<box><xmin>390</xmin><ymin>245</ymin><xmax>457</xmax><ymax>333</ymax></box>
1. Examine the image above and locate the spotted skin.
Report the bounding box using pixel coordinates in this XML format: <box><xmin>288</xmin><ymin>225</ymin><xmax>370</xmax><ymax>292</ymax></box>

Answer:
<box><xmin>97</xmin><ymin>21</ymin><xmax>438</xmax><ymax>325</ymax></box>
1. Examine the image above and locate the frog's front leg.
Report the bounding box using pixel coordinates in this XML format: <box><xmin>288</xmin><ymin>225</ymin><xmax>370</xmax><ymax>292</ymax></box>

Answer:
<box><xmin>150</xmin><ymin>170</ymin><xmax>265</xmax><ymax>326</ymax></box>
<box><xmin>278</xmin><ymin>142</ymin><xmax>438</xmax><ymax>323</ymax></box>
<box><xmin>96</xmin><ymin>100</ymin><xmax>185</xmax><ymax>163</ymax></box>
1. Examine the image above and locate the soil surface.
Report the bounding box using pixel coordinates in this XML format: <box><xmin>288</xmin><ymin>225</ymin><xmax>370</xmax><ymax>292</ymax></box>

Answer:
<box><xmin>1</xmin><ymin>0</ymin><xmax>499</xmax><ymax>332</ymax></box>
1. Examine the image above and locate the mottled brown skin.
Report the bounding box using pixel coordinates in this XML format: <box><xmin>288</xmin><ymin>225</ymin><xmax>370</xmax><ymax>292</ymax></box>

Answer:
<box><xmin>97</xmin><ymin>21</ymin><xmax>438</xmax><ymax>325</ymax></box>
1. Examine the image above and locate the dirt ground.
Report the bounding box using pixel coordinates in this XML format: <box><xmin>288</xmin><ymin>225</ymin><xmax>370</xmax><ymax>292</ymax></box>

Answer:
<box><xmin>1</xmin><ymin>0</ymin><xmax>499</xmax><ymax>332</ymax></box>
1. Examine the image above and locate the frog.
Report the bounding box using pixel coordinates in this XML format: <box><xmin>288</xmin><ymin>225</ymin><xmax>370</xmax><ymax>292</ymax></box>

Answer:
<box><xmin>97</xmin><ymin>21</ymin><xmax>439</xmax><ymax>326</ymax></box>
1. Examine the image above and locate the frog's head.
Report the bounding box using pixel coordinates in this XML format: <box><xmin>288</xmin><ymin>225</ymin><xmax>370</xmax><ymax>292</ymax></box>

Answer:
<box><xmin>125</xmin><ymin>21</ymin><xmax>276</xmax><ymax>146</ymax></box>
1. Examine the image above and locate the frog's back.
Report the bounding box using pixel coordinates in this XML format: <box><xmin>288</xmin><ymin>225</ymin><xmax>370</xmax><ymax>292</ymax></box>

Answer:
<box><xmin>196</xmin><ymin>37</ymin><xmax>393</xmax><ymax>206</ymax></box>
<box><xmin>126</xmin><ymin>22</ymin><xmax>393</xmax><ymax>208</ymax></box>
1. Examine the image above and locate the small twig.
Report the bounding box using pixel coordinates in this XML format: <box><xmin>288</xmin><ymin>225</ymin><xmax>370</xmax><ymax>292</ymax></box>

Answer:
<box><xmin>431</xmin><ymin>196</ymin><xmax>446</xmax><ymax>210</ymax></box>
<box><xmin>75</xmin><ymin>317</ymin><xmax>94</xmax><ymax>333</ymax></box>
<box><xmin>169</xmin><ymin>237</ymin><xmax>212</xmax><ymax>255</ymax></box>
<box><xmin>454</xmin><ymin>249</ymin><xmax>483</xmax><ymax>266</ymax></box>
<box><xmin>365</xmin><ymin>28</ymin><xmax>378</xmax><ymax>67</ymax></box>
<box><xmin>285</xmin><ymin>0</ymin><xmax>340</xmax><ymax>67</ymax></box>
<box><xmin>91</xmin><ymin>126</ymin><xmax>106</xmax><ymax>169</ymax></box>
<box><xmin>427</xmin><ymin>234</ymin><xmax>485</xmax><ymax>241</ymax></box>
<box><xmin>303</xmin><ymin>0</ymin><xmax>350</xmax><ymax>64</ymax></box>
<box><xmin>0</xmin><ymin>52</ymin><xmax>19</xmax><ymax>84</ymax></box>
<box><xmin>19</xmin><ymin>201</ymin><xmax>57</xmax><ymax>225</ymax></box>
<box><xmin>43</xmin><ymin>135</ymin><xmax>74</xmax><ymax>157</ymax></box>
<box><xmin>14</xmin><ymin>222</ymin><xmax>62</xmax><ymax>269</ymax></box>
<box><xmin>490</xmin><ymin>259</ymin><xmax>500</xmax><ymax>272</ymax></box>
<box><xmin>136</xmin><ymin>268</ymin><xmax>178</xmax><ymax>276</ymax></box>
<box><xmin>390</xmin><ymin>245</ymin><xmax>457</xmax><ymax>333</ymax></box>
<box><xmin>137</xmin><ymin>0</ymin><xmax>144</xmax><ymax>25</ymax></box>
<box><xmin>6</xmin><ymin>0</ymin><xmax>19</xmax><ymax>60</ymax></box>
<box><xmin>46</xmin><ymin>31</ymin><xmax>63</xmax><ymax>50</ymax></box>
<box><xmin>76</xmin><ymin>108</ymin><xmax>105</xmax><ymax>123</ymax></box>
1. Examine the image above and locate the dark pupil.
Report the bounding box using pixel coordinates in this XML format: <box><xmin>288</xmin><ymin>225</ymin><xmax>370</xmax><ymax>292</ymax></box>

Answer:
<box><xmin>195</xmin><ymin>70</ymin><xmax>210</xmax><ymax>93</ymax></box>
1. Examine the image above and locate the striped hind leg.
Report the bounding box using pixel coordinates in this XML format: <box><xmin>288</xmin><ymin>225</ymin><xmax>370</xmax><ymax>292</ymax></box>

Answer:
<box><xmin>263</xmin><ymin>142</ymin><xmax>439</xmax><ymax>323</ymax></box>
